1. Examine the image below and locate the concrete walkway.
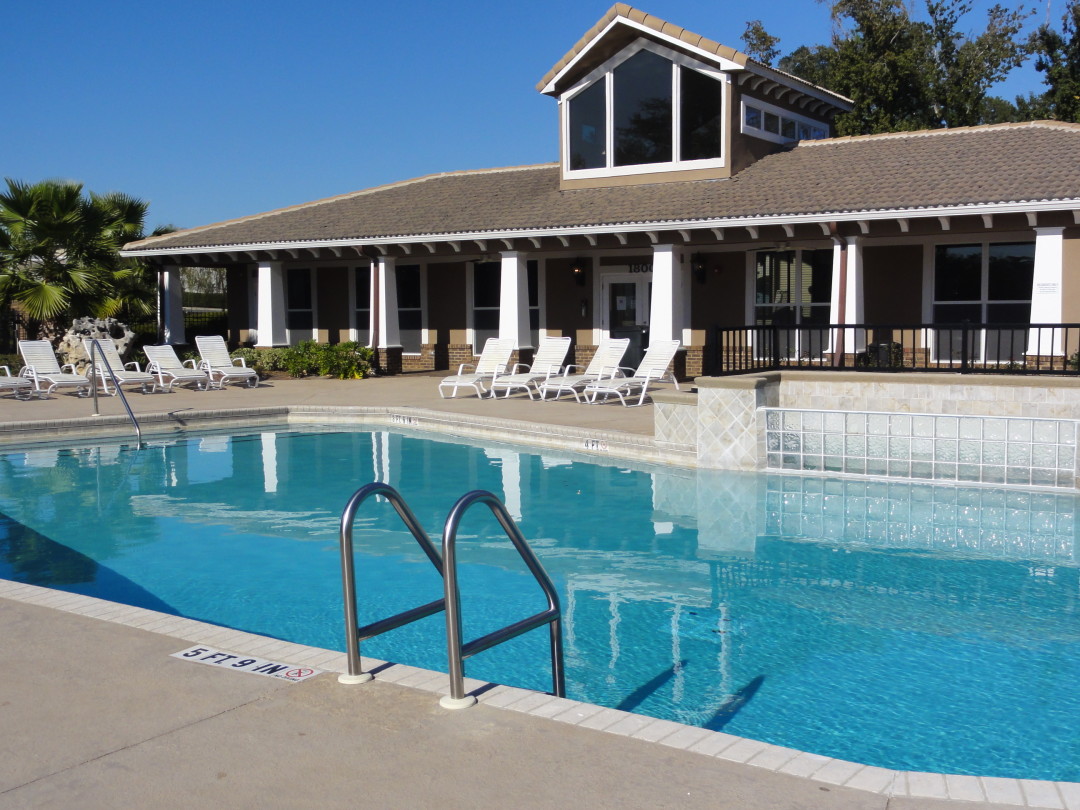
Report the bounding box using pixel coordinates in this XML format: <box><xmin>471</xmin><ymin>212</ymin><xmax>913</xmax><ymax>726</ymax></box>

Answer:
<box><xmin>0</xmin><ymin>375</ymin><xmax>1046</xmax><ymax>809</ymax></box>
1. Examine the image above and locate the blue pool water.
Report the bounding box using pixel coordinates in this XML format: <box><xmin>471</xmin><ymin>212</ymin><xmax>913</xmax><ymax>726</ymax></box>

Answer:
<box><xmin>1</xmin><ymin>427</ymin><xmax>1079</xmax><ymax>781</ymax></box>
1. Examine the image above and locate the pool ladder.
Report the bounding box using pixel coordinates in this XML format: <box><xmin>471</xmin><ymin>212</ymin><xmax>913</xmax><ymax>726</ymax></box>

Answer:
<box><xmin>337</xmin><ymin>482</ymin><xmax>565</xmax><ymax>708</ymax></box>
<box><xmin>86</xmin><ymin>338</ymin><xmax>142</xmax><ymax>447</ymax></box>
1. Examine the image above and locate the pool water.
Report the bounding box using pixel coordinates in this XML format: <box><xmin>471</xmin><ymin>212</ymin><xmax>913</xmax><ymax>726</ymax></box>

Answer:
<box><xmin>1</xmin><ymin>428</ymin><xmax>1079</xmax><ymax>781</ymax></box>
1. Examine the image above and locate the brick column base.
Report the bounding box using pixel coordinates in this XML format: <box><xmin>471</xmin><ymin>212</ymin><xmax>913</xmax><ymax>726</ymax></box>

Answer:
<box><xmin>374</xmin><ymin>346</ymin><xmax>403</xmax><ymax>376</ymax></box>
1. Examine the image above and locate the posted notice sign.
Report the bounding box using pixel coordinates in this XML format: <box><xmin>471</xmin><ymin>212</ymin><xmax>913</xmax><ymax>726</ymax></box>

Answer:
<box><xmin>172</xmin><ymin>646</ymin><xmax>322</xmax><ymax>683</ymax></box>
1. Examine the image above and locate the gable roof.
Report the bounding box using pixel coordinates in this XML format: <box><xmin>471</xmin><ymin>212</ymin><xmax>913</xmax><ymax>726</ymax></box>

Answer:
<box><xmin>123</xmin><ymin>122</ymin><xmax>1080</xmax><ymax>256</ymax></box>
<box><xmin>536</xmin><ymin>3</ymin><xmax>851</xmax><ymax>112</ymax></box>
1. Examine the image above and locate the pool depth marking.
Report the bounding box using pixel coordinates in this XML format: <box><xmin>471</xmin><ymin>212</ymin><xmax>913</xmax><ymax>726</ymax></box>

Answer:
<box><xmin>172</xmin><ymin>646</ymin><xmax>322</xmax><ymax>682</ymax></box>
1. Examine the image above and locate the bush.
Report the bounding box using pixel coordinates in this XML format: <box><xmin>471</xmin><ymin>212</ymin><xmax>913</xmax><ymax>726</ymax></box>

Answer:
<box><xmin>227</xmin><ymin>342</ymin><xmax>374</xmax><ymax>380</ymax></box>
<box><xmin>282</xmin><ymin>341</ymin><xmax>324</xmax><ymax>378</ymax></box>
<box><xmin>320</xmin><ymin>342</ymin><xmax>374</xmax><ymax>380</ymax></box>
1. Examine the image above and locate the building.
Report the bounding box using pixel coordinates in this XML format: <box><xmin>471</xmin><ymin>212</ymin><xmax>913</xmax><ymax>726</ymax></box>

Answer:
<box><xmin>121</xmin><ymin>3</ymin><xmax>1080</xmax><ymax>380</ymax></box>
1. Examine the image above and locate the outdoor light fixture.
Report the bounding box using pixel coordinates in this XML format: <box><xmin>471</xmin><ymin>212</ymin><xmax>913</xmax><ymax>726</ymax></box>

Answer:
<box><xmin>691</xmin><ymin>253</ymin><xmax>707</xmax><ymax>284</ymax></box>
<box><xmin>571</xmin><ymin>259</ymin><xmax>588</xmax><ymax>286</ymax></box>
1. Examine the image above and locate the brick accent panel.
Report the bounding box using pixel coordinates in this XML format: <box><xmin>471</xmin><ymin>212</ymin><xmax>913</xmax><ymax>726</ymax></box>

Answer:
<box><xmin>447</xmin><ymin>343</ymin><xmax>474</xmax><ymax>370</ymax></box>
<box><xmin>401</xmin><ymin>344</ymin><xmax>439</xmax><ymax>372</ymax></box>
<box><xmin>574</xmin><ymin>344</ymin><xmax>598</xmax><ymax>369</ymax></box>
<box><xmin>683</xmin><ymin>347</ymin><xmax>703</xmax><ymax>379</ymax></box>
<box><xmin>374</xmin><ymin>346</ymin><xmax>402</xmax><ymax>376</ymax></box>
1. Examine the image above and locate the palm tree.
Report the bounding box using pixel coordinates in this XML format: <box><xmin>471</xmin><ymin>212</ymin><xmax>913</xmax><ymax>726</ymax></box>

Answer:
<box><xmin>0</xmin><ymin>178</ymin><xmax>171</xmax><ymax>341</ymax></box>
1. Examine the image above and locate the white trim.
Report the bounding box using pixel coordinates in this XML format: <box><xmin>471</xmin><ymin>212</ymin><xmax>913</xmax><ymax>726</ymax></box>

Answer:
<box><xmin>541</xmin><ymin>17</ymin><xmax>743</xmax><ymax>95</ymax></box>
<box><xmin>740</xmin><ymin>97</ymin><xmax>828</xmax><ymax>145</ymax></box>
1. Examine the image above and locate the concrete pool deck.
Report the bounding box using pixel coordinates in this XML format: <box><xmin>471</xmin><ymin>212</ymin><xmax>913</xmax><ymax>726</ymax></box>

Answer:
<box><xmin>0</xmin><ymin>375</ymin><xmax>1070</xmax><ymax>809</ymax></box>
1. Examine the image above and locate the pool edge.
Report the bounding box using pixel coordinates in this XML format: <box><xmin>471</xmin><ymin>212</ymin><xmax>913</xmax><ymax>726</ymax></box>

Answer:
<box><xmin>2</xmin><ymin>577</ymin><xmax>1072</xmax><ymax>808</ymax></box>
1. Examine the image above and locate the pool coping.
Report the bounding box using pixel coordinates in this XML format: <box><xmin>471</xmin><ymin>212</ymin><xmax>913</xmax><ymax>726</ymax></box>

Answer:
<box><xmin>1</xmin><ymin>409</ymin><xmax>1078</xmax><ymax>807</ymax></box>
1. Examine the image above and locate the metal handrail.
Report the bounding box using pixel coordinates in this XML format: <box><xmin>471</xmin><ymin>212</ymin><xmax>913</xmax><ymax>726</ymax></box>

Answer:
<box><xmin>338</xmin><ymin>482</ymin><xmax>445</xmax><ymax>684</ymax></box>
<box><xmin>87</xmin><ymin>338</ymin><xmax>142</xmax><ymax>446</ymax></box>
<box><xmin>440</xmin><ymin>490</ymin><xmax>565</xmax><ymax>709</ymax></box>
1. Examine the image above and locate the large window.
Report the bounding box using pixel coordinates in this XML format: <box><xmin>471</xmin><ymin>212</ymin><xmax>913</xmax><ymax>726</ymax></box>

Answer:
<box><xmin>353</xmin><ymin>267</ymin><xmax>370</xmax><ymax>346</ymax></box>
<box><xmin>471</xmin><ymin>261</ymin><xmax>540</xmax><ymax>353</ymax></box>
<box><xmin>933</xmin><ymin>242</ymin><xmax>1034</xmax><ymax>362</ymax></box>
<box><xmin>566</xmin><ymin>44</ymin><xmax>724</xmax><ymax>176</ymax></box>
<box><xmin>286</xmin><ymin>268</ymin><xmax>313</xmax><ymax>334</ymax></box>
<box><xmin>396</xmin><ymin>265</ymin><xmax>422</xmax><ymax>354</ymax></box>
<box><xmin>754</xmin><ymin>250</ymin><xmax>833</xmax><ymax>359</ymax></box>
<box><xmin>742</xmin><ymin>99</ymin><xmax>828</xmax><ymax>144</ymax></box>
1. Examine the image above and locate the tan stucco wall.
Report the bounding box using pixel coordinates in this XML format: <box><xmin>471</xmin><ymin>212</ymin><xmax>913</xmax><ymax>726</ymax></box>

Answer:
<box><xmin>1063</xmin><ymin>232</ymin><xmax>1080</xmax><ymax>322</ymax></box>
<box><xmin>316</xmin><ymin>267</ymin><xmax>351</xmax><ymax>345</ymax></box>
<box><xmin>428</xmin><ymin>261</ymin><xmax>467</xmax><ymax>346</ymax></box>
<box><xmin>863</xmin><ymin>245</ymin><xmax>923</xmax><ymax>323</ymax></box>
<box><xmin>546</xmin><ymin>257</ymin><xmax>591</xmax><ymax>343</ymax></box>
<box><xmin>226</xmin><ymin>266</ymin><xmax>251</xmax><ymax>345</ymax></box>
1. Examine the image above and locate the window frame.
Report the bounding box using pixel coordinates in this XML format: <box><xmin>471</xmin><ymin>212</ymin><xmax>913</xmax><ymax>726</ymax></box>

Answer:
<box><xmin>740</xmin><ymin>97</ymin><xmax>829</xmax><ymax>145</ymax></box>
<box><xmin>561</xmin><ymin>39</ymin><xmax>729</xmax><ymax>180</ymax></box>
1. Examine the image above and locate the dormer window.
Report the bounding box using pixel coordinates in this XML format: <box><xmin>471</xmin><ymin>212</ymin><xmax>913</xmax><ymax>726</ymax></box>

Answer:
<box><xmin>564</xmin><ymin>41</ymin><xmax>726</xmax><ymax>178</ymax></box>
<box><xmin>742</xmin><ymin>98</ymin><xmax>829</xmax><ymax>144</ymax></box>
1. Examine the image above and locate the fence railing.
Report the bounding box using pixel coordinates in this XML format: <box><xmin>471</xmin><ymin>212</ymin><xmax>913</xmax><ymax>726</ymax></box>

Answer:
<box><xmin>710</xmin><ymin>323</ymin><xmax>1080</xmax><ymax>376</ymax></box>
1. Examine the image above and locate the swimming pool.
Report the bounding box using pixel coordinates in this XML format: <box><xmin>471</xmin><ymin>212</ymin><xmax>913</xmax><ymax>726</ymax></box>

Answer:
<box><xmin>1</xmin><ymin>427</ymin><xmax>1078</xmax><ymax>781</ymax></box>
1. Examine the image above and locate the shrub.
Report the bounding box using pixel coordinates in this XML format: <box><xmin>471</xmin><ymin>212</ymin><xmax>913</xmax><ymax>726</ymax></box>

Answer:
<box><xmin>320</xmin><ymin>342</ymin><xmax>374</xmax><ymax>379</ymax></box>
<box><xmin>282</xmin><ymin>340</ymin><xmax>324</xmax><ymax>378</ymax></box>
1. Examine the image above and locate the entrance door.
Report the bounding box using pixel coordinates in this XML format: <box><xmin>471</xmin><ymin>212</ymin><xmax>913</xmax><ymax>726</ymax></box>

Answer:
<box><xmin>602</xmin><ymin>275</ymin><xmax>650</xmax><ymax>367</ymax></box>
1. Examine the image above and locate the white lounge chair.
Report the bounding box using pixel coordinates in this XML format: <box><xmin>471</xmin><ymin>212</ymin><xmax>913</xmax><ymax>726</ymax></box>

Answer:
<box><xmin>17</xmin><ymin>340</ymin><xmax>92</xmax><ymax>397</ymax></box>
<box><xmin>82</xmin><ymin>338</ymin><xmax>157</xmax><ymax>395</ymax></box>
<box><xmin>0</xmin><ymin>366</ymin><xmax>33</xmax><ymax>399</ymax></box>
<box><xmin>438</xmin><ymin>337</ymin><xmax>514</xmax><ymax>398</ymax></box>
<box><xmin>143</xmin><ymin>344</ymin><xmax>210</xmax><ymax>392</ymax></box>
<box><xmin>489</xmin><ymin>336</ymin><xmax>572</xmax><ymax>399</ymax></box>
<box><xmin>195</xmin><ymin>335</ymin><xmax>258</xmax><ymax>388</ymax></box>
<box><xmin>582</xmin><ymin>339</ymin><xmax>681</xmax><ymax>406</ymax></box>
<box><xmin>537</xmin><ymin>337</ymin><xmax>630</xmax><ymax>402</ymax></box>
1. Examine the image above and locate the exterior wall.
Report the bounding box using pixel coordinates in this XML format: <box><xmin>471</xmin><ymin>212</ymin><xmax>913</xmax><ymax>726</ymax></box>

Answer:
<box><xmin>546</xmin><ymin>256</ymin><xmax>591</xmax><ymax>353</ymax></box>
<box><xmin>226</xmin><ymin>266</ymin><xmax>253</xmax><ymax>346</ymax></box>
<box><xmin>316</xmin><ymin>267</ymin><xmax>351</xmax><ymax>345</ymax></box>
<box><xmin>1063</xmin><ymin>231</ymin><xmax>1080</xmax><ymax>322</ymax></box>
<box><xmin>862</xmin><ymin>245</ymin><xmax>922</xmax><ymax>324</ymax></box>
<box><xmin>424</xmin><ymin>261</ymin><xmax>467</xmax><ymax>371</ymax></box>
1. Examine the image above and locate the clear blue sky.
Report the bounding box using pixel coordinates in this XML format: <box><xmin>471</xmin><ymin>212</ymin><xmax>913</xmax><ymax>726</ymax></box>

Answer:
<box><xmin>3</xmin><ymin>0</ymin><xmax>1052</xmax><ymax>231</ymax></box>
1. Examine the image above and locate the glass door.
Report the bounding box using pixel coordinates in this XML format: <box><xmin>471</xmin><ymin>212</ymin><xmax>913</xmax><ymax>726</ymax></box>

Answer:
<box><xmin>602</xmin><ymin>274</ymin><xmax>650</xmax><ymax>367</ymax></box>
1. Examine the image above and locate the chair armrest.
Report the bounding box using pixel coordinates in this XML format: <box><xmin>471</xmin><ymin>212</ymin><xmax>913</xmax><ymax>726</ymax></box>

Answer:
<box><xmin>456</xmin><ymin>363</ymin><xmax>476</xmax><ymax>374</ymax></box>
<box><xmin>61</xmin><ymin>363</ymin><xmax>77</xmax><ymax>374</ymax></box>
<box><xmin>125</xmin><ymin>361</ymin><xmax>142</xmax><ymax>372</ymax></box>
<box><xmin>0</xmin><ymin>365</ymin><xmax>10</xmax><ymax>377</ymax></box>
<box><xmin>183</xmin><ymin>359</ymin><xmax>198</xmax><ymax>369</ymax></box>
<box><xmin>232</xmin><ymin>357</ymin><xmax>247</xmax><ymax>368</ymax></box>
<box><xmin>509</xmin><ymin>363</ymin><xmax>531</xmax><ymax>374</ymax></box>
<box><xmin>561</xmin><ymin>364</ymin><xmax>584</xmax><ymax>376</ymax></box>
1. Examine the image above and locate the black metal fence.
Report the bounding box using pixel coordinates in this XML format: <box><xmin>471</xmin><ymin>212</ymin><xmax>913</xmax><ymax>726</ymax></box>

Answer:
<box><xmin>710</xmin><ymin>323</ymin><xmax>1080</xmax><ymax>376</ymax></box>
<box><xmin>182</xmin><ymin>308</ymin><xmax>228</xmax><ymax>343</ymax></box>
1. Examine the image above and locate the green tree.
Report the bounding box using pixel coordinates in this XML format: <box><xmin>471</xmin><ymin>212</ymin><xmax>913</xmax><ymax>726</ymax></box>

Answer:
<box><xmin>0</xmin><ymin>178</ymin><xmax>171</xmax><ymax>341</ymax></box>
<box><xmin>1025</xmin><ymin>0</ymin><xmax>1080</xmax><ymax>122</ymax></box>
<box><xmin>772</xmin><ymin>0</ymin><xmax>1030</xmax><ymax>134</ymax></box>
<box><xmin>741</xmin><ymin>19</ymin><xmax>782</xmax><ymax>66</ymax></box>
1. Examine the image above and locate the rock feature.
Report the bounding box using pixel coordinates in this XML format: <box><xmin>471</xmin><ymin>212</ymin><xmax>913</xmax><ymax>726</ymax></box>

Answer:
<box><xmin>57</xmin><ymin>317</ymin><xmax>136</xmax><ymax>370</ymax></box>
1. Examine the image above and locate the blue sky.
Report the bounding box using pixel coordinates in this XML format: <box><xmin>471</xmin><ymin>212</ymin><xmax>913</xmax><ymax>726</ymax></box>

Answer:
<box><xmin>4</xmin><ymin>0</ymin><xmax>1052</xmax><ymax>231</ymax></box>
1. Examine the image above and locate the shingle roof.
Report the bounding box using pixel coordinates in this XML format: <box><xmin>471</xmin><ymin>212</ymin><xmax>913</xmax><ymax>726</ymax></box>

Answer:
<box><xmin>124</xmin><ymin>122</ymin><xmax>1080</xmax><ymax>254</ymax></box>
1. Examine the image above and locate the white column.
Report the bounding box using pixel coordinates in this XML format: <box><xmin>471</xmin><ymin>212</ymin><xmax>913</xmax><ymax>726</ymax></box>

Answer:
<box><xmin>1028</xmin><ymin>227</ymin><xmax>1065</xmax><ymax>356</ymax></box>
<box><xmin>255</xmin><ymin>261</ymin><xmax>287</xmax><ymax>347</ymax></box>
<box><xmin>260</xmin><ymin>431</ymin><xmax>278</xmax><ymax>494</ymax></box>
<box><xmin>161</xmin><ymin>265</ymin><xmax>185</xmax><ymax>344</ymax></box>
<box><xmin>498</xmin><ymin>251</ymin><xmax>532</xmax><ymax>349</ymax></box>
<box><xmin>829</xmin><ymin>237</ymin><xmax>865</xmax><ymax>354</ymax></box>
<box><xmin>376</xmin><ymin>256</ymin><xmax>400</xmax><ymax>348</ymax></box>
<box><xmin>648</xmin><ymin>244</ymin><xmax>683</xmax><ymax>343</ymax></box>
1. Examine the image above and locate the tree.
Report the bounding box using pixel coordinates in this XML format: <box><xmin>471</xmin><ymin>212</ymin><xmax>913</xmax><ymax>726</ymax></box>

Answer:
<box><xmin>771</xmin><ymin>0</ymin><xmax>1031</xmax><ymax>134</ymax></box>
<box><xmin>741</xmin><ymin>20</ymin><xmax>782</xmax><ymax>66</ymax></box>
<box><xmin>1025</xmin><ymin>0</ymin><xmax>1080</xmax><ymax>122</ymax></box>
<box><xmin>0</xmin><ymin>179</ymin><xmax>171</xmax><ymax>341</ymax></box>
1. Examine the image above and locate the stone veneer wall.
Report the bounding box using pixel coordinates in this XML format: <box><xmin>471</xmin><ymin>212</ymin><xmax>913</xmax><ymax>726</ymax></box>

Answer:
<box><xmin>657</xmin><ymin>372</ymin><xmax>1080</xmax><ymax>489</ymax></box>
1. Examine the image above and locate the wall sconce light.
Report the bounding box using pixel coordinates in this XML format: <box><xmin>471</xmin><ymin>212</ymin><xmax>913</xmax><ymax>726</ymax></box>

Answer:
<box><xmin>571</xmin><ymin>259</ymin><xmax>588</xmax><ymax>287</ymax></box>
<box><xmin>691</xmin><ymin>253</ymin><xmax>707</xmax><ymax>284</ymax></box>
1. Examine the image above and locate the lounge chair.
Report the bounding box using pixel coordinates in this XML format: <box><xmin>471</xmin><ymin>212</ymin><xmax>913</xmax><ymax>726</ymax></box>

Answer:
<box><xmin>0</xmin><ymin>366</ymin><xmax>33</xmax><ymax>400</ymax></box>
<box><xmin>536</xmin><ymin>337</ymin><xmax>630</xmax><ymax>402</ymax></box>
<box><xmin>143</xmin><ymin>344</ymin><xmax>210</xmax><ymax>392</ymax></box>
<box><xmin>195</xmin><ymin>335</ymin><xmax>259</xmax><ymax>388</ymax></box>
<box><xmin>438</xmin><ymin>337</ymin><xmax>514</xmax><ymax>398</ymax></box>
<box><xmin>582</xmin><ymin>339</ymin><xmax>681</xmax><ymax>406</ymax></box>
<box><xmin>82</xmin><ymin>338</ymin><xmax>157</xmax><ymax>395</ymax></box>
<box><xmin>488</xmin><ymin>336</ymin><xmax>572</xmax><ymax>399</ymax></box>
<box><xmin>17</xmin><ymin>340</ymin><xmax>92</xmax><ymax>397</ymax></box>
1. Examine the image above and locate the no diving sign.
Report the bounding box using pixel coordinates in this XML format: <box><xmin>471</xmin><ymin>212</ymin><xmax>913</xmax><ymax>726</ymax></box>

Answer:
<box><xmin>172</xmin><ymin>646</ymin><xmax>323</xmax><ymax>683</ymax></box>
